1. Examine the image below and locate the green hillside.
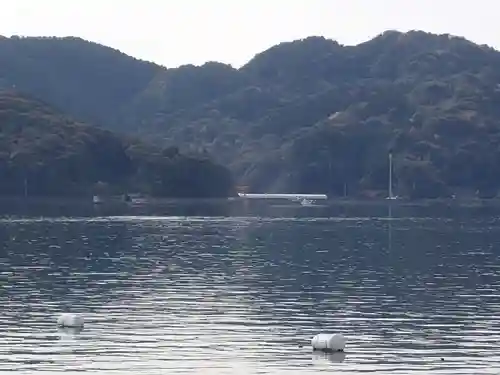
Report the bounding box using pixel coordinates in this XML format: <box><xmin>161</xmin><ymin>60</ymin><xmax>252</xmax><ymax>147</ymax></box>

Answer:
<box><xmin>0</xmin><ymin>91</ymin><xmax>233</xmax><ymax>198</ymax></box>
<box><xmin>1</xmin><ymin>31</ymin><xmax>500</xmax><ymax>198</ymax></box>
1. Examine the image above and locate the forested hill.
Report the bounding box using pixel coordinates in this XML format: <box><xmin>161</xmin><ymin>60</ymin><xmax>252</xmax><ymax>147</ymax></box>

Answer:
<box><xmin>2</xmin><ymin>31</ymin><xmax>500</xmax><ymax>198</ymax></box>
<box><xmin>0</xmin><ymin>91</ymin><xmax>234</xmax><ymax>198</ymax></box>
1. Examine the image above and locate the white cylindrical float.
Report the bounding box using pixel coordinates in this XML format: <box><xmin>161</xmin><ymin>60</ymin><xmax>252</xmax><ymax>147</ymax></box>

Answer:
<box><xmin>311</xmin><ymin>333</ymin><xmax>346</xmax><ymax>352</ymax></box>
<box><xmin>57</xmin><ymin>313</ymin><xmax>84</xmax><ymax>329</ymax></box>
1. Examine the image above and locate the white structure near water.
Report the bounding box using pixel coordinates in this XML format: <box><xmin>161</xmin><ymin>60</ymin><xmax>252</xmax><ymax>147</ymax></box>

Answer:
<box><xmin>238</xmin><ymin>193</ymin><xmax>327</xmax><ymax>200</ymax></box>
<box><xmin>311</xmin><ymin>333</ymin><xmax>346</xmax><ymax>352</ymax></box>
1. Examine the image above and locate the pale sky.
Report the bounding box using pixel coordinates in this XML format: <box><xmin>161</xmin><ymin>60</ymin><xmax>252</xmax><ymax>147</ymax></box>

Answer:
<box><xmin>0</xmin><ymin>0</ymin><xmax>498</xmax><ymax>68</ymax></box>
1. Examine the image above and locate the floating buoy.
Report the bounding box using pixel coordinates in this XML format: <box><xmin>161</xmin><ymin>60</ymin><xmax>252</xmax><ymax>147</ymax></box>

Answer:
<box><xmin>311</xmin><ymin>333</ymin><xmax>346</xmax><ymax>352</ymax></box>
<box><xmin>57</xmin><ymin>313</ymin><xmax>84</xmax><ymax>329</ymax></box>
<box><xmin>57</xmin><ymin>325</ymin><xmax>83</xmax><ymax>336</ymax></box>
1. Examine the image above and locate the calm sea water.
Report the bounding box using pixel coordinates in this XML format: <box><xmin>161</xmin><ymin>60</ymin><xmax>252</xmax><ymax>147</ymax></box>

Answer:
<box><xmin>1</xmin><ymin>199</ymin><xmax>500</xmax><ymax>374</ymax></box>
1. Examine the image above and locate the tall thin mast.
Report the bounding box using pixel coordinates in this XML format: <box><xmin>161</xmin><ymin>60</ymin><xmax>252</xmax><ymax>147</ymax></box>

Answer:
<box><xmin>388</xmin><ymin>152</ymin><xmax>393</xmax><ymax>199</ymax></box>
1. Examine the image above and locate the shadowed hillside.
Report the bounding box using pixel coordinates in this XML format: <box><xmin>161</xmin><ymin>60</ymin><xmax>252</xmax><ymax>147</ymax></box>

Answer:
<box><xmin>2</xmin><ymin>31</ymin><xmax>500</xmax><ymax>198</ymax></box>
<box><xmin>0</xmin><ymin>36</ymin><xmax>161</xmax><ymax>128</ymax></box>
<box><xmin>0</xmin><ymin>91</ymin><xmax>233</xmax><ymax>198</ymax></box>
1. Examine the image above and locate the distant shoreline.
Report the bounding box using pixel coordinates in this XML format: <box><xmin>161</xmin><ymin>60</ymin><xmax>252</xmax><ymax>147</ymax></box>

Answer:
<box><xmin>0</xmin><ymin>195</ymin><xmax>499</xmax><ymax>207</ymax></box>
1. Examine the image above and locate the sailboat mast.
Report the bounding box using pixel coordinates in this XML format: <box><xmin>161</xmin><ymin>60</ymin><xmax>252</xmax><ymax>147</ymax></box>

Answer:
<box><xmin>388</xmin><ymin>152</ymin><xmax>393</xmax><ymax>199</ymax></box>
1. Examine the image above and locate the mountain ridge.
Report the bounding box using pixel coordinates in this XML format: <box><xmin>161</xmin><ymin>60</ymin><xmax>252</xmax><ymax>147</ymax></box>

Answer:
<box><xmin>1</xmin><ymin>30</ymin><xmax>500</xmax><ymax>198</ymax></box>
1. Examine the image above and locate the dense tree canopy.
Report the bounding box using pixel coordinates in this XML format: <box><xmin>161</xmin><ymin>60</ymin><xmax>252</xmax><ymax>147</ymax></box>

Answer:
<box><xmin>0</xmin><ymin>92</ymin><xmax>233</xmax><ymax>198</ymax></box>
<box><xmin>2</xmin><ymin>31</ymin><xmax>500</xmax><ymax>198</ymax></box>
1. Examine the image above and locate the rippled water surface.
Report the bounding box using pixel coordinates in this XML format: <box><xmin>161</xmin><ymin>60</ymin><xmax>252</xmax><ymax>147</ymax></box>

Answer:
<box><xmin>1</xmin><ymin>201</ymin><xmax>500</xmax><ymax>374</ymax></box>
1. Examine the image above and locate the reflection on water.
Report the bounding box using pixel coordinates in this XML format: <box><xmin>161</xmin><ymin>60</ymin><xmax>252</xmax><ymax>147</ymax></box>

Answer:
<box><xmin>0</xmin><ymin>203</ymin><xmax>500</xmax><ymax>374</ymax></box>
<box><xmin>311</xmin><ymin>351</ymin><xmax>347</xmax><ymax>363</ymax></box>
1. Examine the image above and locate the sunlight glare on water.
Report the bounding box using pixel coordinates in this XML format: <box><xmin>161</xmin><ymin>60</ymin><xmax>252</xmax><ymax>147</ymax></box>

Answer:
<box><xmin>1</xmin><ymin>206</ymin><xmax>500</xmax><ymax>374</ymax></box>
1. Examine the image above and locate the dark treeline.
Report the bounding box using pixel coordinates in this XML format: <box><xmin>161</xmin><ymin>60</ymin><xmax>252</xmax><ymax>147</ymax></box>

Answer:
<box><xmin>2</xmin><ymin>31</ymin><xmax>500</xmax><ymax>198</ymax></box>
<box><xmin>0</xmin><ymin>92</ymin><xmax>233</xmax><ymax>198</ymax></box>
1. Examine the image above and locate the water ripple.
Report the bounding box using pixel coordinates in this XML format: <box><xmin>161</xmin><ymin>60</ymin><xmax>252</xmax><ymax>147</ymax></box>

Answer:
<box><xmin>0</xmin><ymin>216</ymin><xmax>499</xmax><ymax>373</ymax></box>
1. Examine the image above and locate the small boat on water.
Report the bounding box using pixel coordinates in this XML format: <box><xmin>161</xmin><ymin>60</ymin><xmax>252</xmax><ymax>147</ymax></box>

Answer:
<box><xmin>123</xmin><ymin>193</ymin><xmax>149</xmax><ymax>205</ymax></box>
<box><xmin>300</xmin><ymin>198</ymin><xmax>315</xmax><ymax>206</ymax></box>
<box><xmin>92</xmin><ymin>195</ymin><xmax>103</xmax><ymax>204</ymax></box>
<box><xmin>93</xmin><ymin>193</ymin><xmax>148</xmax><ymax>205</ymax></box>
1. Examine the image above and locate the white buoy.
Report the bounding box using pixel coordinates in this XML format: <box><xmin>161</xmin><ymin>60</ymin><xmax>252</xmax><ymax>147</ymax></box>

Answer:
<box><xmin>57</xmin><ymin>313</ymin><xmax>84</xmax><ymax>329</ymax></box>
<box><xmin>57</xmin><ymin>325</ymin><xmax>83</xmax><ymax>336</ymax></box>
<box><xmin>311</xmin><ymin>333</ymin><xmax>346</xmax><ymax>352</ymax></box>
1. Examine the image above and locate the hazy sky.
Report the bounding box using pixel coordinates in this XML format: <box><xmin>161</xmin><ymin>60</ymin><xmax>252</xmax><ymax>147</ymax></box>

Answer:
<box><xmin>0</xmin><ymin>0</ymin><xmax>497</xmax><ymax>68</ymax></box>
